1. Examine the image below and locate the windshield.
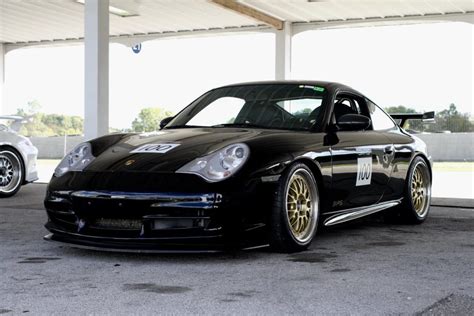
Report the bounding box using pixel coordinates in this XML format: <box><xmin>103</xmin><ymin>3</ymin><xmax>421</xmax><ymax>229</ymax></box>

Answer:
<box><xmin>166</xmin><ymin>84</ymin><xmax>327</xmax><ymax>131</ymax></box>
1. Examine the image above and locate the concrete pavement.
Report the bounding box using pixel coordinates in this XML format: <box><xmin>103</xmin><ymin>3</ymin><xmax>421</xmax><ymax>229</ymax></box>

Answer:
<box><xmin>1</xmin><ymin>184</ymin><xmax>473</xmax><ymax>315</ymax></box>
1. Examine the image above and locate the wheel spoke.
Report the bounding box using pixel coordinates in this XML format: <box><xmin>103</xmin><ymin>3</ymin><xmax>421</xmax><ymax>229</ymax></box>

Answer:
<box><xmin>301</xmin><ymin>179</ymin><xmax>306</xmax><ymax>194</ymax></box>
<box><xmin>294</xmin><ymin>217</ymin><xmax>301</xmax><ymax>233</ymax></box>
<box><xmin>299</xmin><ymin>217</ymin><xmax>306</xmax><ymax>234</ymax></box>
<box><xmin>296</xmin><ymin>217</ymin><xmax>302</xmax><ymax>233</ymax></box>
<box><xmin>297</xmin><ymin>178</ymin><xmax>303</xmax><ymax>194</ymax></box>
<box><xmin>290</xmin><ymin>215</ymin><xmax>298</xmax><ymax>226</ymax></box>
<box><xmin>289</xmin><ymin>184</ymin><xmax>298</xmax><ymax>196</ymax></box>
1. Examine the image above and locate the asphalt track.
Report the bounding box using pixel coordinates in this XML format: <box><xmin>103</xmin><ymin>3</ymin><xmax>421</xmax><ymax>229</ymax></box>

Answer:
<box><xmin>1</xmin><ymin>184</ymin><xmax>473</xmax><ymax>315</ymax></box>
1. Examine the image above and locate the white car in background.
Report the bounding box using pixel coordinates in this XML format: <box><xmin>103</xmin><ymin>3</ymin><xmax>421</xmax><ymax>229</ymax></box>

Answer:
<box><xmin>0</xmin><ymin>116</ymin><xmax>38</xmax><ymax>197</ymax></box>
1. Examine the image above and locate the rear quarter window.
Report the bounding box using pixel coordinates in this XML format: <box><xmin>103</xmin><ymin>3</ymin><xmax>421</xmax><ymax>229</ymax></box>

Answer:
<box><xmin>367</xmin><ymin>100</ymin><xmax>396</xmax><ymax>130</ymax></box>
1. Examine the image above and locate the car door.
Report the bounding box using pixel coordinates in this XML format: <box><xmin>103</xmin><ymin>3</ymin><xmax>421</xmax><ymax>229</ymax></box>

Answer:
<box><xmin>328</xmin><ymin>93</ymin><xmax>393</xmax><ymax>210</ymax></box>
<box><xmin>365</xmin><ymin>99</ymin><xmax>401</xmax><ymax>201</ymax></box>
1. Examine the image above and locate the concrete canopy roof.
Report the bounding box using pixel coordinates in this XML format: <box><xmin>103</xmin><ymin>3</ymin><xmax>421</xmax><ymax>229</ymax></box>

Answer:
<box><xmin>1</xmin><ymin>0</ymin><xmax>473</xmax><ymax>50</ymax></box>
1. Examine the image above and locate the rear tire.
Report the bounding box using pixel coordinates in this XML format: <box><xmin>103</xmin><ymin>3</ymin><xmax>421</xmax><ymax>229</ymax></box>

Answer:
<box><xmin>270</xmin><ymin>163</ymin><xmax>320</xmax><ymax>253</ymax></box>
<box><xmin>0</xmin><ymin>147</ymin><xmax>25</xmax><ymax>198</ymax></box>
<box><xmin>386</xmin><ymin>156</ymin><xmax>431</xmax><ymax>224</ymax></box>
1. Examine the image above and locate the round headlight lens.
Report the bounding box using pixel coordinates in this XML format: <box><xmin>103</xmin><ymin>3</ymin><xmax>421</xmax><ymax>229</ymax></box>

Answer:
<box><xmin>54</xmin><ymin>142</ymin><xmax>95</xmax><ymax>177</ymax></box>
<box><xmin>176</xmin><ymin>143</ymin><xmax>249</xmax><ymax>182</ymax></box>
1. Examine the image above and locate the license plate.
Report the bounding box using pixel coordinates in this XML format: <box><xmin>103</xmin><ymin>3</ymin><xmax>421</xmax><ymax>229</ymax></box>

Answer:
<box><xmin>153</xmin><ymin>219</ymin><xmax>195</xmax><ymax>230</ymax></box>
<box><xmin>94</xmin><ymin>218</ymin><xmax>142</xmax><ymax>229</ymax></box>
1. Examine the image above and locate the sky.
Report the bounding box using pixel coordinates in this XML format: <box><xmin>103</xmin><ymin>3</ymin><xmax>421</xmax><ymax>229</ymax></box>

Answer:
<box><xmin>3</xmin><ymin>21</ymin><xmax>473</xmax><ymax>129</ymax></box>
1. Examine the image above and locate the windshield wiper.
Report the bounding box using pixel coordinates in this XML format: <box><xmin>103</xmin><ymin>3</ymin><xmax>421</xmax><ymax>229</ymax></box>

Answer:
<box><xmin>164</xmin><ymin>125</ymin><xmax>205</xmax><ymax>129</ymax></box>
<box><xmin>211</xmin><ymin>123</ymin><xmax>270</xmax><ymax>129</ymax></box>
<box><xmin>167</xmin><ymin>123</ymin><xmax>273</xmax><ymax>130</ymax></box>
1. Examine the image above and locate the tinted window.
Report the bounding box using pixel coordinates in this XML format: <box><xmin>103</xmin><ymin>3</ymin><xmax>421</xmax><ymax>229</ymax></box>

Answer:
<box><xmin>367</xmin><ymin>100</ymin><xmax>396</xmax><ymax>130</ymax></box>
<box><xmin>167</xmin><ymin>84</ymin><xmax>327</xmax><ymax>131</ymax></box>
<box><xmin>277</xmin><ymin>98</ymin><xmax>322</xmax><ymax>125</ymax></box>
<box><xmin>333</xmin><ymin>95</ymin><xmax>371</xmax><ymax>123</ymax></box>
<box><xmin>188</xmin><ymin>97</ymin><xmax>245</xmax><ymax>126</ymax></box>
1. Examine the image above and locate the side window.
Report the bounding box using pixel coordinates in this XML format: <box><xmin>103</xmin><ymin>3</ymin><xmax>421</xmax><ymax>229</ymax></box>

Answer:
<box><xmin>335</xmin><ymin>97</ymin><xmax>358</xmax><ymax>113</ymax></box>
<box><xmin>367</xmin><ymin>100</ymin><xmax>396</xmax><ymax>130</ymax></box>
<box><xmin>333</xmin><ymin>94</ymin><xmax>369</xmax><ymax>121</ymax></box>
<box><xmin>333</xmin><ymin>96</ymin><xmax>355</xmax><ymax>121</ymax></box>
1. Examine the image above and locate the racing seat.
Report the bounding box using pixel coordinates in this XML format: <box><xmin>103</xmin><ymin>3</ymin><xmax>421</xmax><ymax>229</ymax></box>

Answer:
<box><xmin>306</xmin><ymin>106</ymin><xmax>321</xmax><ymax>126</ymax></box>
<box><xmin>333</xmin><ymin>101</ymin><xmax>357</xmax><ymax>121</ymax></box>
<box><xmin>235</xmin><ymin>101</ymin><xmax>282</xmax><ymax>126</ymax></box>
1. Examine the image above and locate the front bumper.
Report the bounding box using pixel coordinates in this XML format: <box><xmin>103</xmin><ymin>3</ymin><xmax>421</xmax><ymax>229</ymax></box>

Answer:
<box><xmin>44</xmin><ymin>172</ymin><xmax>271</xmax><ymax>252</ymax></box>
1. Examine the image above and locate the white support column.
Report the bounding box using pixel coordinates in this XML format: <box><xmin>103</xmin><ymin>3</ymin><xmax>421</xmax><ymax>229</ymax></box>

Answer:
<box><xmin>275</xmin><ymin>21</ymin><xmax>292</xmax><ymax>80</ymax></box>
<box><xmin>84</xmin><ymin>0</ymin><xmax>109</xmax><ymax>140</ymax></box>
<box><xmin>0</xmin><ymin>44</ymin><xmax>5</xmax><ymax>115</ymax></box>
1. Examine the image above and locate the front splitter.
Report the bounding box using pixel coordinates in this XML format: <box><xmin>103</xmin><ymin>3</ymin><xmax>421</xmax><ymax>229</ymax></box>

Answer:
<box><xmin>44</xmin><ymin>232</ymin><xmax>269</xmax><ymax>254</ymax></box>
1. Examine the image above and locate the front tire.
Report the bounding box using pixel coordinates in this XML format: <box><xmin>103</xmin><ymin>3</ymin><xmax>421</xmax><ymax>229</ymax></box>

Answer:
<box><xmin>270</xmin><ymin>163</ymin><xmax>320</xmax><ymax>253</ymax></box>
<box><xmin>0</xmin><ymin>148</ymin><xmax>24</xmax><ymax>198</ymax></box>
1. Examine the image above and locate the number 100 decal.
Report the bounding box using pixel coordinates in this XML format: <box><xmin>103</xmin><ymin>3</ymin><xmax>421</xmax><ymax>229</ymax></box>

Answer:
<box><xmin>356</xmin><ymin>157</ymin><xmax>372</xmax><ymax>186</ymax></box>
<box><xmin>130</xmin><ymin>143</ymin><xmax>180</xmax><ymax>154</ymax></box>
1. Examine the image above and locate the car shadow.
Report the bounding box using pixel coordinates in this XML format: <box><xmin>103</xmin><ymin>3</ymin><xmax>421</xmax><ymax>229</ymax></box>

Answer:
<box><xmin>50</xmin><ymin>212</ymin><xmax>401</xmax><ymax>263</ymax></box>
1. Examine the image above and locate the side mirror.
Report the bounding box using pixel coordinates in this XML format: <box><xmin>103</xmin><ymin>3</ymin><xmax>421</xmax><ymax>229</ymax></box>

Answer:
<box><xmin>336</xmin><ymin>114</ymin><xmax>371</xmax><ymax>131</ymax></box>
<box><xmin>159</xmin><ymin>117</ymin><xmax>173</xmax><ymax>129</ymax></box>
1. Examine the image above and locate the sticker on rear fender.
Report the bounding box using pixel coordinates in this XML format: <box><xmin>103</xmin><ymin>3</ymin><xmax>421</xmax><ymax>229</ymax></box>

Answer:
<box><xmin>356</xmin><ymin>157</ymin><xmax>372</xmax><ymax>186</ymax></box>
<box><xmin>130</xmin><ymin>143</ymin><xmax>180</xmax><ymax>154</ymax></box>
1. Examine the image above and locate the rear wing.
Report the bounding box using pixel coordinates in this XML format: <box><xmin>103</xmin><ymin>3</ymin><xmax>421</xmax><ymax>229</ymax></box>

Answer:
<box><xmin>0</xmin><ymin>116</ymin><xmax>28</xmax><ymax>133</ymax></box>
<box><xmin>0</xmin><ymin>115</ymin><xmax>24</xmax><ymax>121</ymax></box>
<box><xmin>389</xmin><ymin>111</ymin><xmax>435</xmax><ymax>128</ymax></box>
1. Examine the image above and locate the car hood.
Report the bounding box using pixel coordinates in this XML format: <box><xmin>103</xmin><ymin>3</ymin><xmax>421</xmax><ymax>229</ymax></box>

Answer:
<box><xmin>86</xmin><ymin>128</ymin><xmax>267</xmax><ymax>172</ymax></box>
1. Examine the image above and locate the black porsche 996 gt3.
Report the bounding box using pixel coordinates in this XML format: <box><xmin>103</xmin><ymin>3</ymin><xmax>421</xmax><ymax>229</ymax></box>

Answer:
<box><xmin>44</xmin><ymin>81</ymin><xmax>434</xmax><ymax>253</ymax></box>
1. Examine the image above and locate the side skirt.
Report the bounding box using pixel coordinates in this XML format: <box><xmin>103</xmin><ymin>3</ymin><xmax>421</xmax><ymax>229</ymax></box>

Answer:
<box><xmin>323</xmin><ymin>199</ymin><xmax>402</xmax><ymax>226</ymax></box>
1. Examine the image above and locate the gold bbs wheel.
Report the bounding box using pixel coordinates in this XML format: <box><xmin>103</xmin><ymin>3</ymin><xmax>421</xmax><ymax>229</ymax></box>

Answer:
<box><xmin>410</xmin><ymin>160</ymin><xmax>431</xmax><ymax>218</ymax></box>
<box><xmin>285</xmin><ymin>168</ymin><xmax>319</xmax><ymax>244</ymax></box>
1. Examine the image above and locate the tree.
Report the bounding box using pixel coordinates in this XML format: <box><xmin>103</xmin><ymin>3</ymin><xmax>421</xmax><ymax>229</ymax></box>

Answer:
<box><xmin>384</xmin><ymin>105</ymin><xmax>417</xmax><ymax>114</ymax></box>
<box><xmin>131</xmin><ymin>107</ymin><xmax>174</xmax><ymax>132</ymax></box>
<box><xmin>16</xmin><ymin>100</ymin><xmax>41</xmax><ymax>117</ymax></box>
<box><xmin>293</xmin><ymin>108</ymin><xmax>313</xmax><ymax>116</ymax></box>
<box><xmin>385</xmin><ymin>105</ymin><xmax>423</xmax><ymax>131</ymax></box>
<box><xmin>429</xmin><ymin>103</ymin><xmax>473</xmax><ymax>133</ymax></box>
<box><xmin>14</xmin><ymin>101</ymin><xmax>84</xmax><ymax>137</ymax></box>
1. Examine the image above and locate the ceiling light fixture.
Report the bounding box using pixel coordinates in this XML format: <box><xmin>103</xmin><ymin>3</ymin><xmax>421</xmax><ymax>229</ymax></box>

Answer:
<box><xmin>76</xmin><ymin>0</ymin><xmax>138</xmax><ymax>18</ymax></box>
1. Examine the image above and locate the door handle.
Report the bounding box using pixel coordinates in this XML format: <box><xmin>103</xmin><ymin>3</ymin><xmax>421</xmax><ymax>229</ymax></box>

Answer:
<box><xmin>384</xmin><ymin>146</ymin><xmax>394</xmax><ymax>155</ymax></box>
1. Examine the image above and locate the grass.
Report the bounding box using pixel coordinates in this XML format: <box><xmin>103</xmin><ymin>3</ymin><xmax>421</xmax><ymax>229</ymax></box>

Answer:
<box><xmin>37</xmin><ymin>159</ymin><xmax>61</xmax><ymax>166</ymax></box>
<box><xmin>433</xmin><ymin>162</ymin><xmax>474</xmax><ymax>172</ymax></box>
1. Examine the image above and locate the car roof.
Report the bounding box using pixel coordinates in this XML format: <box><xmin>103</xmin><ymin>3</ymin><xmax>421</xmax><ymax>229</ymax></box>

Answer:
<box><xmin>216</xmin><ymin>80</ymin><xmax>363</xmax><ymax>96</ymax></box>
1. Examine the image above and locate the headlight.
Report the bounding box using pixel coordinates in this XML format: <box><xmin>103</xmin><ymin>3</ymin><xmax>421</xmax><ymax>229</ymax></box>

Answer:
<box><xmin>54</xmin><ymin>142</ymin><xmax>95</xmax><ymax>177</ymax></box>
<box><xmin>176</xmin><ymin>143</ymin><xmax>249</xmax><ymax>182</ymax></box>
